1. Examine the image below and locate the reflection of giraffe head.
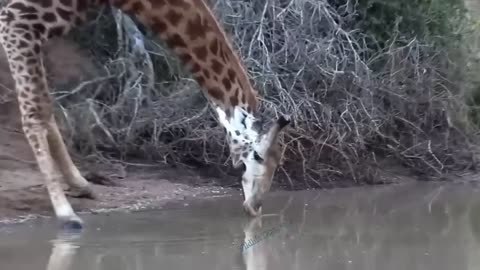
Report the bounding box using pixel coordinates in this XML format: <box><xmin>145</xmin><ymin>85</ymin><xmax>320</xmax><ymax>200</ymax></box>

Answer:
<box><xmin>217</xmin><ymin>107</ymin><xmax>290</xmax><ymax>216</ymax></box>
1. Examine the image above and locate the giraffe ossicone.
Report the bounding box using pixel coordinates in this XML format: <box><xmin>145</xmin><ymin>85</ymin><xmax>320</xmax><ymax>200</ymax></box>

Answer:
<box><xmin>0</xmin><ymin>0</ymin><xmax>290</xmax><ymax>229</ymax></box>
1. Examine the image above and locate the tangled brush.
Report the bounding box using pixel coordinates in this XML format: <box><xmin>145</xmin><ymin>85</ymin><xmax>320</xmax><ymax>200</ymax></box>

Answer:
<box><xmin>48</xmin><ymin>0</ymin><xmax>479</xmax><ymax>187</ymax></box>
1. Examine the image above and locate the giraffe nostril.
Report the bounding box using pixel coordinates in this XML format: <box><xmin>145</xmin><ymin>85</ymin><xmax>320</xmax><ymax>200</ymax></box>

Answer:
<box><xmin>243</xmin><ymin>199</ymin><xmax>262</xmax><ymax>216</ymax></box>
<box><xmin>253</xmin><ymin>200</ymin><xmax>262</xmax><ymax>211</ymax></box>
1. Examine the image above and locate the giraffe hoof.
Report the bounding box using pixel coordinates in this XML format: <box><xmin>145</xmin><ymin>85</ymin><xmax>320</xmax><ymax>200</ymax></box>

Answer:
<box><xmin>60</xmin><ymin>216</ymin><xmax>84</xmax><ymax>232</ymax></box>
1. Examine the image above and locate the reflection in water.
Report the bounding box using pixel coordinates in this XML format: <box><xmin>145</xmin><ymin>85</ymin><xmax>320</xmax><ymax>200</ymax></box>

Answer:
<box><xmin>238</xmin><ymin>183</ymin><xmax>480</xmax><ymax>270</ymax></box>
<box><xmin>46</xmin><ymin>233</ymin><xmax>80</xmax><ymax>270</ymax></box>
<box><xmin>242</xmin><ymin>217</ymin><xmax>268</xmax><ymax>270</ymax></box>
<box><xmin>2</xmin><ymin>182</ymin><xmax>480</xmax><ymax>270</ymax></box>
<box><xmin>240</xmin><ymin>195</ymin><xmax>294</xmax><ymax>270</ymax></box>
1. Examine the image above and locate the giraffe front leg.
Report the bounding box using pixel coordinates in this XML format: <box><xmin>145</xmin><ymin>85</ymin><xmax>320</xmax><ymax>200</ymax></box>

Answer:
<box><xmin>47</xmin><ymin>117</ymin><xmax>96</xmax><ymax>199</ymax></box>
<box><xmin>24</xmin><ymin>122</ymin><xmax>83</xmax><ymax>230</ymax></box>
<box><xmin>0</xmin><ymin>21</ymin><xmax>84</xmax><ymax>228</ymax></box>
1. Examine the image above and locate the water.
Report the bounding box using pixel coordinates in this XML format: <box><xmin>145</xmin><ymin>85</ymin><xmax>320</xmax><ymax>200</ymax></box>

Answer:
<box><xmin>1</xmin><ymin>182</ymin><xmax>480</xmax><ymax>270</ymax></box>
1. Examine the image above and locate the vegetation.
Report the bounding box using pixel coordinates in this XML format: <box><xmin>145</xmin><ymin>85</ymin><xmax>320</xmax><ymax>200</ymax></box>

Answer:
<box><xmin>51</xmin><ymin>0</ymin><xmax>480</xmax><ymax>188</ymax></box>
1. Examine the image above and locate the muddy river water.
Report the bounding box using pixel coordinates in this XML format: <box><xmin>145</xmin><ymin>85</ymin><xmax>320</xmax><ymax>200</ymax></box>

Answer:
<box><xmin>1</xmin><ymin>182</ymin><xmax>480</xmax><ymax>270</ymax></box>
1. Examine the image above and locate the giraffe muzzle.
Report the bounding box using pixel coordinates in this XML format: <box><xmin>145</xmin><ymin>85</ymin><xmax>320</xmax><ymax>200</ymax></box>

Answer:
<box><xmin>243</xmin><ymin>197</ymin><xmax>263</xmax><ymax>217</ymax></box>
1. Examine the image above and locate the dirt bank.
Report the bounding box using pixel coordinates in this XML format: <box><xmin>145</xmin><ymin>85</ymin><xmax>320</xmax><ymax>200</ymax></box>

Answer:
<box><xmin>0</xmin><ymin>163</ymin><xmax>240</xmax><ymax>225</ymax></box>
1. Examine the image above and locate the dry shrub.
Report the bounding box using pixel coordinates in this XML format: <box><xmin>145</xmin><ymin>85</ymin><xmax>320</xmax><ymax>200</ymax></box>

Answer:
<box><xmin>1</xmin><ymin>1</ymin><xmax>477</xmax><ymax>187</ymax></box>
<box><xmin>210</xmin><ymin>0</ymin><xmax>478</xmax><ymax>185</ymax></box>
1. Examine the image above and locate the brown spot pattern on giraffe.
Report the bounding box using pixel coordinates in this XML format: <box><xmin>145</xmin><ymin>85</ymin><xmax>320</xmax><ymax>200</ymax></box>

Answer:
<box><xmin>186</xmin><ymin>14</ymin><xmax>207</xmax><ymax>41</ymax></box>
<box><xmin>208</xmin><ymin>86</ymin><xmax>224</xmax><ymax>100</ymax></box>
<box><xmin>152</xmin><ymin>19</ymin><xmax>168</xmax><ymax>32</ymax></box>
<box><xmin>17</xmin><ymin>40</ymin><xmax>28</xmax><ymax>49</ymax></box>
<box><xmin>42</xmin><ymin>13</ymin><xmax>56</xmax><ymax>22</ymax></box>
<box><xmin>179</xmin><ymin>53</ymin><xmax>192</xmax><ymax>64</ymax></box>
<box><xmin>166</xmin><ymin>33</ymin><xmax>187</xmax><ymax>48</ymax></box>
<box><xmin>15</xmin><ymin>23</ymin><xmax>30</xmax><ymax>31</ymax></box>
<box><xmin>48</xmin><ymin>26</ymin><xmax>64</xmax><ymax>38</ymax></box>
<box><xmin>222</xmin><ymin>77</ymin><xmax>232</xmax><ymax>91</ymax></box>
<box><xmin>134</xmin><ymin>2</ymin><xmax>147</xmax><ymax>14</ymax></box>
<box><xmin>23</xmin><ymin>32</ymin><xmax>32</xmax><ymax>40</ymax></box>
<box><xmin>32</xmin><ymin>23</ymin><xmax>46</xmax><ymax>36</ymax></box>
<box><xmin>202</xmin><ymin>69</ymin><xmax>210</xmax><ymax>79</ymax></box>
<box><xmin>227</xmin><ymin>68</ymin><xmax>236</xmax><ymax>82</ymax></box>
<box><xmin>9</xmin><ymin>3</ymin><xmax>37</xmax><ymax>14</ymax></box>
<box><xmin>56</xmin><ymin>8</ymin><xmax>73</xmax><ymax>21</ymax></box>
<box><xmin>38</xmin><ymin>0</ymin><xmax>53</xmax><ymax>7</ymax></box>
<box><xmin>60</xmin><ymin>0</ymin><xmax>72</xmax><ymax>6</ymax></box>
<box><xmin>193</xmin><ymin>46</ymin><xmax>208</xmax><ymax>61</ymax></box>
<box><xmin>19</xmin><ymin>14</ymin><xmax>38</xmax><ymax>20</ymax></box>
<box><xmin>31</xmin><ymin>44</ymin><xmax>40</xmax><ymax>54</ymax></box>
<box><xmin>210</xmin><ymin>59</ymin><xmax>223</xmax><ymax>74</ymax></box>
<box><xmin>209</xmin><ymin>39</ymin><xmax>219</xmax><ymax>54</ymax></box>
<box><xmin>165</xmin><ymin>9</ymin><xmax>182</xmax><ymax>26</ymax></box>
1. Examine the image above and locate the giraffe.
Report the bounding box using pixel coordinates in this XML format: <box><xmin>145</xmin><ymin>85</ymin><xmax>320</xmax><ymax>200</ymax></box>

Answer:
<box><xmin>0</xmin><ymin>0</ymin><xmax>290</xmax><ymax>230</ymax></box>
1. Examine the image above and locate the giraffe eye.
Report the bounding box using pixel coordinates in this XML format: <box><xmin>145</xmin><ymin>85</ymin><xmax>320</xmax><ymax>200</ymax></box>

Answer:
<box><xmin>253</xmin><ymin>151</ymin><xmax>264</xmax><ymax>163</ymax></box>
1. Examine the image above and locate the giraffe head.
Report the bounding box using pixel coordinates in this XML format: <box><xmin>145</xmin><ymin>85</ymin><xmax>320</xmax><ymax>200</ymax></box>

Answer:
<box><xmin>216</xmin><ymin>107</ymin><xmax>290</xmax><ymax>216</ymax></box>
<box><xmin>240</xmin><ymin>115</ymin><xmax>290</xmax><ymax>216</ymax></box>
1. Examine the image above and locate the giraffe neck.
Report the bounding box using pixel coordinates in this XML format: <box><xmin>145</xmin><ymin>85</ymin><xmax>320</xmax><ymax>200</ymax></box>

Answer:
<box><xmin>112</xmin><ymin>0</ymin><xmax>258</xmax><ymax>116</ymax></box>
